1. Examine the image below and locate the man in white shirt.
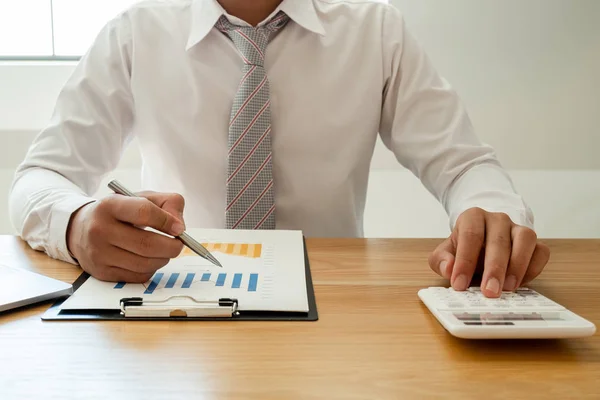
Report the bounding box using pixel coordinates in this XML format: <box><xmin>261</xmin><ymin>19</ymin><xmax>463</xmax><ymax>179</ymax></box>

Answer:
<box><xmin>9</xmin><ymin>0</ymin><xmax>550</xmax><ymax>298</ymax></box>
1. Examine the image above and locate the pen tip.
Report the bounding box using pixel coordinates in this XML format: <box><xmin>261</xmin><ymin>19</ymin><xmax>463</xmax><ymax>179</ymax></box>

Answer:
<box><xmin>209</xmin><ymin>255</ymin><xmax>222</xmax><ymax>267</ymax></box>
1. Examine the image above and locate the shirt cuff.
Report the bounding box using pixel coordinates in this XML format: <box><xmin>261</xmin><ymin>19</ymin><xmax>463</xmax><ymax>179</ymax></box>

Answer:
<box><xmin>449</xmin><ymin>201</ymin><xmax>535</xmax><ymax>232</ymax></box>
<box><xmin>47</xmin><ymin>196</ymin><xmax>97</xmax><ymax>264</ymax></box>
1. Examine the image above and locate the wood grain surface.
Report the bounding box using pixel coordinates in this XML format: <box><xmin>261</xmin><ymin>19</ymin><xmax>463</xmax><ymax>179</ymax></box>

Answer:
<box><xmin>1</xmin><ymin>236</ymin><xmax>599</xmax><ymax>400</ymax></box>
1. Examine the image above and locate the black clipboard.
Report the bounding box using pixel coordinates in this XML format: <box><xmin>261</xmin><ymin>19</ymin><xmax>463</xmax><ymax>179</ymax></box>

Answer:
<box><xmin>42</xmin><ymin>237</ymin><xmax>318</xmax><ymax>321</ymax></box>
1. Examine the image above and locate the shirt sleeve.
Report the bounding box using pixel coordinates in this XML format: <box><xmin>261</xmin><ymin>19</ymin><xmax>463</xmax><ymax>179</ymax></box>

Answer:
<box><xmin>378</xmin><ymin>5</ymin><xmax>534</xmax><ymax>230</ymax></box>
<box><xmin>8</xmin><ymin>13</ymin><xmax>135</xmax><ymax>264</ymax></box>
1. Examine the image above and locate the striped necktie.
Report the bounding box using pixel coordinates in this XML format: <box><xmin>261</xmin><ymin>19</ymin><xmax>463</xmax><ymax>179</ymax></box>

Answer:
<box><xmin>216</xmin><ymin>12</ymin><xmax>290</xmax><ymax>230</ymax></box>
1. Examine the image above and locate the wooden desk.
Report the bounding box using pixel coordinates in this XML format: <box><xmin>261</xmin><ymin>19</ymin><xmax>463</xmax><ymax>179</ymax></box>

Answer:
<box><xmin>1</xmin><ymin>236</ymin><xmax>599</xmax><ymax>399</ymax></box>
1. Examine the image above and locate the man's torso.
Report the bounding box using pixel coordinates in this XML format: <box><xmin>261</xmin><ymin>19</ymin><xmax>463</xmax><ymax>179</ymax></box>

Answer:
<box><xmin>120</xmin><ymin>0</ymin><xmax>393</xmax><ymax>236</ymax></box>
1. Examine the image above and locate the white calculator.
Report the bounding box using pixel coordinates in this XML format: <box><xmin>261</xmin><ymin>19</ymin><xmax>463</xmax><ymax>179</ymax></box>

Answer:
<box><xmin>418</xmin><ymin>286</ymin><xmax>596</xmax><ymax>339</ymax></box>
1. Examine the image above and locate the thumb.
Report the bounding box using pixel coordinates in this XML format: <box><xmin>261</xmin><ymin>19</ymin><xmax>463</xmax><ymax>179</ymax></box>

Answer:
<box><xmin>137</xmin><ymin>191</ymin><xmax>186</xmax><ymax>225</ymax></box>
<box><xmin>428</xmin><ymin>237</ymin><xmax>456</xmax><ymax>280</ymax></box>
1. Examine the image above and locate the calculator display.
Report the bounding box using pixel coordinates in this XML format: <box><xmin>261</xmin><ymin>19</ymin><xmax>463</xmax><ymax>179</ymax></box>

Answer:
<box><xmin>453</xmin><ymin>312</ymin><xmax>564</xmax><ymax>326</ymax></box>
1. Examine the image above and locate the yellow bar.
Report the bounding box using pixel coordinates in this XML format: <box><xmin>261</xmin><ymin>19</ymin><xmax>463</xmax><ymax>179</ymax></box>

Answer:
<box><xmin>240</xmin><ymin>243</ymin><xmax>249</xmax><ymax>257</ymax></box>
<box><xmin>225</xmin><ymin>243</ymin><xmax>235</xmax><ymax>254</ymax></box>
<box><xmin>253</xmin><ymin>244</ymin><xmax>262</xmax><ymax>258</ymax></box>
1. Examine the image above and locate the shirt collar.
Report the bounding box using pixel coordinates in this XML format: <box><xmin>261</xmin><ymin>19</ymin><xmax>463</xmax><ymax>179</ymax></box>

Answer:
<box><xmin>186</xmin><ymin>0</ymin><xmax>326</xmax><ymax>51</ymax></box>
<box><xmin>279</xmin><ymin>0</ymin><xmax>326</xmax><ymax>36</ymax></box>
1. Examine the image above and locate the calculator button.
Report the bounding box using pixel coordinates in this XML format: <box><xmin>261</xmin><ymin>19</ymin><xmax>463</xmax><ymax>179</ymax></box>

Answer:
<box><xmin>445</xmin><ymin>302</ymin><xmax>466</xmax><ymax>309</ymax></box>
<box><xmin>512</xmin><ymin>301</ymin><xmax>528</xmax><ymax>306</ymax></box>
<box><xmin>503</xmin><ymin>293</ymin><xmax>521</xmax><ymax>300</ymax></box>
<box><xmin>536</xmin><ymin>302</ymin><xmax>560</xmax><ymax>308</ymax></box>
<box><xmin>468</xmin><ymin>300</ymin><xmax>485</xmax><ymax>307</ymax></box>
<box><xmin>467</xmin><ymin>297</ymin><xmax>486</xmax><ymax>305</ymax></box>
<box><xmin>518</xmin><ymin>291</ymin><xmax>538</xmax><ymax>297</ymax></box>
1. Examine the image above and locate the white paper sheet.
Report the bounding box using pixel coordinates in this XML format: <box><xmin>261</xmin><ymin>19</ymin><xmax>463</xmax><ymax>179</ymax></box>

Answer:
<box><xmin>60</xmin><ymin>229</ymin><xmax>308</xmax><ymax>312</ymax></box>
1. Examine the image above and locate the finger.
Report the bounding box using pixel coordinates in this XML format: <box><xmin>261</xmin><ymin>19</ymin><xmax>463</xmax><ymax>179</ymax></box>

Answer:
<box><xmin>108</xmin><ymin>221</ymin><xmax>184</xmax><ymax>259</ymax></box>
<box><xmin>521</xmin><ymin>243</ymin><xmax>551</xmax><ymax>285</ymax></box>
<box><xmin>428</xmin><ymin>238</ymin><xmax>456</xmax><ymax>280</ymax></box>
<box><xmin>504</xmin><ymin>226</ymin><xmax>537</xmax><ymax>291</ymax></box>
<box><xmin>104</xmin><ymin>195</ymin><xmax>185</xmax><ymax>236</ymax></box>
<box><xmin>480</xmin><ymin>213</ymin><xmax>513</xmax><ymax>298</ymax></box>
<box><xmin>92</xmin><ymin>265</ymin><xmax>154</xmax><ymax>284</ymax></box>
<box><xmin>102</xmin><ymin>245</ymin><xmax>170</xmax><ymax>275</ymax></box>
<box><xmin>138</xmin><ymin>191</ymin><xmax>186</xmax><ymax>222</ymax></box>
<box><xmin>451</xmin><ymin>210</ymin><xmax>486</xmax><ymax>291</ymax></box>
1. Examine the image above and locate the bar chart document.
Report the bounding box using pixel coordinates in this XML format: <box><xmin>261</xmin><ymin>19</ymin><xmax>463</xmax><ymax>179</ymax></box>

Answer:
<box><xmin>59</xmin><ymin>229</ymin><xmax>308</xmax><ymax>313</ymax></box>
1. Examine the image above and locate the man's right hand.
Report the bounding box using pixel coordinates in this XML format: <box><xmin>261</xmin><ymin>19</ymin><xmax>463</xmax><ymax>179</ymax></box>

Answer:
<box><xmin>66</xmin><ymin>192</ymin><xmax>187</xmax><ymax>283</ymax></box>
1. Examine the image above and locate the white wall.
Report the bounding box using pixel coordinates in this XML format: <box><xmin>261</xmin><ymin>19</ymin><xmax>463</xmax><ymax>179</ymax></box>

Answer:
<box><xmin>0</xmin><ymin>0</ymin><xmax>599</xmax><ymax>238</ymax></box>
<box><xmin>393</xmin><ymin>0</ymin><xmax>600</xmax><ymax>170</ymax></box>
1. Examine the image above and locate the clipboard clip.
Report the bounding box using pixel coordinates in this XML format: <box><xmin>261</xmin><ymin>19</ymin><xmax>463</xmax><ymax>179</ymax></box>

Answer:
<box><xmin>120</xmin><ymin>296</ymin><xmax>239</xmax><ymax>318</ymax></box>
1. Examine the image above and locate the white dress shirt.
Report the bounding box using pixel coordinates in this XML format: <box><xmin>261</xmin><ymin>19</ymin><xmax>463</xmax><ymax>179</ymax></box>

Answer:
<box><xmin>9</xmin><ymin>0</ymin><xmax>534</xmax><ymax>264</ymax></box>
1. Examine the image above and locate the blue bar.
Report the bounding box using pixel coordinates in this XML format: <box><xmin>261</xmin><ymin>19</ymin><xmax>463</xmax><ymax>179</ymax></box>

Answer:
<box><xmin>144</xmin><ymin>273</ymin><xmax>164</xmax><ymax>295</ymax></box>
<box><xmin>216</xmin><ymin>273</ymin><xmax>227</xmax><ymax>287</ymax></box>
<box><xmin>165</xmin><ymin>273</ymin><xmax>180</xmax><ymax>289</ymax></box>
<box><xmin>182</xmin><ymin>273</ymin><xmax>195</xmax><ymax>289</ymax></box>
<box><xmin>232</xmin><ymin>273</ymin><xmax>242</xmax><ymax>289</ymax></box>
<box><xmin>114</xmin><ymin>282</ymin><xmax>126</xmax><ymax>289</ymax></box>
<box><xmin>248</xmin><ymin>274</ymin><xmax>258</xmax><ymax>292</ymax></box>
<box><xmin>201</xmin><ymin>273</ymin><xmax>211</xmax><ymax>282</ymax></box>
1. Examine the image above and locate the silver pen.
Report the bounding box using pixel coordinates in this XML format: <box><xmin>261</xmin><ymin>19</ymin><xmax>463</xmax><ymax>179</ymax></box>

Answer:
<box><xmin>108</xmin><ymin>179</ymin><xmax>223</xmax><ymax>268</ymax></box>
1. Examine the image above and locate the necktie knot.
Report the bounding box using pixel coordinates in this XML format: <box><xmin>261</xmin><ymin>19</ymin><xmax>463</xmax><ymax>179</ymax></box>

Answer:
<box><xmin>217</xmin><ymin>12</ymin><xmax>290</xmax><ymax>66</ymax></box>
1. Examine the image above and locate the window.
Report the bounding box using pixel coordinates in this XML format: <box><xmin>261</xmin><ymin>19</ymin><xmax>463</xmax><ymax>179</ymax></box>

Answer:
<box><xmin>0</xmin><ymin>0</ymin><xmax>54</xmax><ymax>57</ymax></box>
<box><xmin>0</xmin><ymin>0</ymin><xmax>139</xmax><ymax>60</ymax></box>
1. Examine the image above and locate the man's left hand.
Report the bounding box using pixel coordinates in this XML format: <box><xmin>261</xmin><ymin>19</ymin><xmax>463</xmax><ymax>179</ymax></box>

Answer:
<box><xmin>428</xmin><ymin>207</ymin><xmax>550</xmax><ymax>298</ymax></box>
